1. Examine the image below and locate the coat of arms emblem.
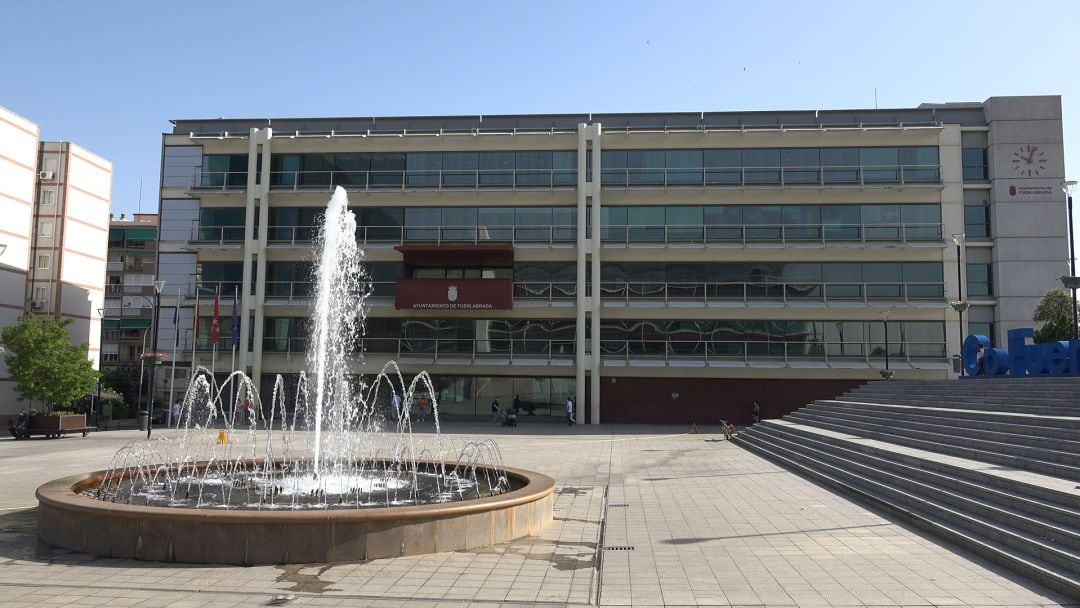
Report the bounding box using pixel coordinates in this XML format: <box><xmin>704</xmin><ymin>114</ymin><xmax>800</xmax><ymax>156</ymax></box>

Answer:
<box><xmin>447</xmin><ymin>285</ymin><xmax>458</xmax><ymax>302</ymax></box>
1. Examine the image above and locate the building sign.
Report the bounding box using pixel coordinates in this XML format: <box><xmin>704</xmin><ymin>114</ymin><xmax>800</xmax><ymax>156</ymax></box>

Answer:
<box><xmin>963</xmin><ymin>329</ymin><xmax>1080</xmax><ymax>377</ymax></box>
<box><xmin>395</xmin><ymin>278</ymin><xmax>513</xmax><ymax>310</ymax></box>
<box><xmin>1006</xmin><ymin>183</ymin><xmax>1055</xmax><ymax>198</ymax></box>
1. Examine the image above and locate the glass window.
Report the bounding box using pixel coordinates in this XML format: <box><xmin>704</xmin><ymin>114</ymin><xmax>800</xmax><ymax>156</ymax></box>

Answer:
<box><xmin>741</xmin><ymin>149</ymin><xmax>780</xmax><ymax>184</ymax></box>
<box><xmin>781</xmin><ymin>205</ymin><xmax>820</xmax><ymax>241</ymax></box>
<box><xmin>904</xmin><ymin>262</ymin><xmax>945</xmax><ymax>299</ymax></box>
<box><xmin>516</xmin><ymin>207</ymin><xmax>553</xmax><ymax>242</ymax></box>
<box><xmin>666</xmin><ymin>206</ymin><xmax>703</xmax><ymax>242</ymax></box>
<box><xmin>968</xmin><ymin>322</ymin><xmax>994</xmax><ymax>345</ymax></box>
<box><xmin>602</xmin><ymin>206</ymin><xmax>627</xmax><ymax>242</ymax></box>
<box><xmin>625</xmin><ymin>150</ymin><xmax>666</xmax><ymax>186</ymax></box>
<box><xmin>860</xmin><ymin>147</ymin><xmax>899</xmax><ymax>182</ymax></box>
<box><xmin>404</xmin><ymin>208</ymin><xmax>440</xmax><ymax>241</ymax></box>
<box><xmin>551</xmin><ymin>207</ymin><xmax>577</xmax><ymax>241</ymax></box>
<box><xmin>601</xmin><ymin>150</ymin><xmax>628</xmax><ymax>186</ymax></box>
<box><xmin>359</xmin><ymin>207</ymin><xmax>403</xmax><ymax>242</ymax></box>
<box><xmin>478</xmin><ymin>152</ymin><xmax>515</xmax><ymax>187</ymax></box>
<box><xmin>781</xmin><ymin>148</ymin><xmax>819</xmax><ymax>184</ymax></box>
<box><xmin>665</xmin><ymin>150</ymin><xmax>703</xmax><ymax>185</ymax></box>
<box><xmin>964</xmin><ymin>204</ymin><xmax>990</xmax><ymax>239</ymax></box>
<box><xmin>442</xmin><ymin>153</ymin><xmax>478</xmax><ymax>187</ymax></box>
<box><xmin>900</xmin><ymin>146</ymin><xmax>940</xmax><ymax>181</ymax></box>
<box><xmin>821</xmin><ymin>205</ymin><xmax>862</xmax><ymax>241</ymax></box>
<box><xmin>743</xmin><ymin>205</ymin><xmax>781</xmax><ymax>241</ymax></box>
<box><xmin>441</xmin><ymin>207</ymin><xmax>478</xmax><ymax>241</ymax></box>
<box><xmin>862</xmin><ymin>204</ymin><xmax>902</xmax><ymax>240</ymax></box>
<box><xmin>552</xmin><ymin>151</ymin><xmax>577</xmax><ymax>186</ymax></box>
<box><xmin>703</xmin><ymin>149</ymin><xmax>741</xmax><ymax>184</ymax></box>
<box><xmin>477</xmin><ymin>207</ymin><xmax>514</xmax><ymax>242</ymax></box>
<box><xmin>962</xmin><ymin>148</ymin><xmax>988</xmax><ymax>181</ymax></box>
<box><xmin>406</xmin><ymin>153</ymin><xmax>441</xmax><ymax>187</ymax></box>
<box><xmin>703</xmin><ymin>205</ymin><xmax>742</xmax><ymax>242</ymax></box>
<box><xmin>627</xmin><ymin>206</ymin><xmax>665</xmax><ymax>242</ymax></box>
<box><xmin>368</xmin><ymin>153</ymin><xmax>405</xmax><ymax>187</ymax></box>
<box><xmin>967</xmin><ymin>263</ymin><xmax>993</xmax><ymax>297</ymax></box>
<box><xmin>901</xmin><ymin>204</ymin><xmax>942</xmax><ymax>240</ymax></box>
<box><xmin>820</xmin><ymin>148</ymin><xmax>859</xmax><ymax>183</ymax></box>
<box><xmin>514</xmin><ymin>151</ymin><xmax>551</xmax><ymax>186</ymax></box>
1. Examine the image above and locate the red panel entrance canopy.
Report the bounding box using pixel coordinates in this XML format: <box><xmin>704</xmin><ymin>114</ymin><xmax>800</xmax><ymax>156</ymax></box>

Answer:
<box><xmin>394</xmin><ymin>244</ymin><xmax>514</xmax><ymax>267</ymax></box>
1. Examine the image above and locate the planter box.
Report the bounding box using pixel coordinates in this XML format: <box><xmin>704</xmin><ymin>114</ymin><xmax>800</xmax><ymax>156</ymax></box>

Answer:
<box><xmin>30</xmin><ymin>414</ymin><xmax>86</xmax><ymax>431</ymax></box>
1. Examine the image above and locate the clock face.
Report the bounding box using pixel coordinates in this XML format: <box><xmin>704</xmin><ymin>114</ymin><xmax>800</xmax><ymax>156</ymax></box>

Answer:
<box><xmin>1011</xmin><ymin>144</ymin><xmax>1047</xmax><ymax>177</ymax></box>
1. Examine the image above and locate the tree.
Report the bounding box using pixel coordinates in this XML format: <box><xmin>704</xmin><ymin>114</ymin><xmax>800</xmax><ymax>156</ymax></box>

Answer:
<box><xmin>1</xmin><ymin>315</ymin><xmax>99</xmax><ymax>410</ymax></box>
<box><xmin>1032</xmin><ymin>288</ymin><xmax>1077</xmax><ymax>343</ymax></box>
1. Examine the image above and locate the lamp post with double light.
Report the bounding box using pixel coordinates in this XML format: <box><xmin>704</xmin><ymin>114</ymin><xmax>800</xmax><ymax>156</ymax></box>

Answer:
<box><xmin>951</xmin><ymin>234</ymin><xmax>967</xmax><ymax>375</ymax></box>
<box><xmin>1062</xmin><ymin>180</ymin><xmax>1077</xmax><ymax>339</ymax></box>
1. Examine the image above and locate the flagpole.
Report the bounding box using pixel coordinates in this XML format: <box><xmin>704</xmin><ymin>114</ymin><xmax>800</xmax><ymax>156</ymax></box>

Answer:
<box><xmin>191</xmin><ymin>288</ymin><xmax>200</xmax><ymax>378</ymax></box>
<box><xmin>167</xmin><ymin>286</ymin><xmax>181</xmax><ymax>428</ymax></box>
<box><xmin>211</xmin><ymin>287</ymin><xmax>218</xmax><ymax>395</ymax></box>
<box><xmin>230</xmin><ymin>286</ymin><xmax>237</xmax><ymax>422</ymax></box>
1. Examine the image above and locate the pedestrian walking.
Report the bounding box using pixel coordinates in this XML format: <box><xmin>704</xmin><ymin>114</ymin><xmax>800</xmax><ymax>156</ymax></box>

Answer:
<box><xmin>566</xmin><ymin>397</ymin><xmax>575</xmax><ymax>426</ymax></box>
<box><xmin>752</xmin><ymin>401</ymin><xmax>760</xmax><ymax>424</ymax></box>
<box><xmin>391</xmin><ymin>392</ymin><xmax>403</xmax><ymax>420</ymax></box>
<box><xmin>491</xmin><ymin>398</ymin><xmax>501</xmax><ymax>422</ymax></box>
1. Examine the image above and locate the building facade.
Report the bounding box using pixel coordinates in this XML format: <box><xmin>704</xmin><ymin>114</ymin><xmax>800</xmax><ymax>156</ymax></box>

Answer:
<box><xmin>100</xmin><ymin>213</ymin><xmax>158</xmax><ymax>405</ymax></box>
<box><xmin>155</xmin><ymin>96</ymin><xmax>1068</xmax><ymax>424</ymax></box>
<box><xmin>0</xmin><ymin>106</ymin><xmax>112</xmax><ymax>421</ymax></box>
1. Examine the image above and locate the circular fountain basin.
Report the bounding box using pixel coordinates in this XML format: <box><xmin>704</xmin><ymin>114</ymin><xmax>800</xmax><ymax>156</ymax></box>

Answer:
<box><xmin>36</xmin><ymin>461</ymin><xmax>554</xmax><ymax>565</ymax></box>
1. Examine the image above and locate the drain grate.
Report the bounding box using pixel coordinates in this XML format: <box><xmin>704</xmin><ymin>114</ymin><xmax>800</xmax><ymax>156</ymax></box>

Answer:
<box><xmin>608</xmin><ymin>503</ymin><xmax>629</xmax><ymax>508</ymax></box>
<box><xmin>603</xmin><ymin>545</ymin><xmax>635</xmax><ymax>551</ymax></box>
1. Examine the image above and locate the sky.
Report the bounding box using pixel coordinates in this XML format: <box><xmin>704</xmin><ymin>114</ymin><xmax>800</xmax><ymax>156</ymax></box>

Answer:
<box><xmin>2</xmin><ymin>0</ymin><xmax>1079</xmax><ymax>222</ymax></box>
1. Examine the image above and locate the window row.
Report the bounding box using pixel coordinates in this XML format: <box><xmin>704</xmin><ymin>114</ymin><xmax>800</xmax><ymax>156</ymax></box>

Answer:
<box><xmin>223</xmin><ymin>317</ymin><xmax>946</xmax><ymax>359</ymax></box>
<box><xmin>193</xmin><ymin>204</ymin><xmax>944</xmax><ymax>245</ymax></box>
<box><xmin>190</xmin><ymin>145</ymin><xmax>941</xmax><ymax>190</ymax></box>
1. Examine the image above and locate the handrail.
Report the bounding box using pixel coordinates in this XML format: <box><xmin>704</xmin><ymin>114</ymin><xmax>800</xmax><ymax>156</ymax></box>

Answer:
<box><xmin>189</xmin><ymin>221</ymin><xmax>943</xmax><ymax>246</ymax></box>
<box><xmin>592</xmin><ymin>281</ymin><xmax>945</xmax><ymax>304</ymax></box>
<box><xmin>248</xmin><ymin>336</ymin><xmax>946</xmax><ymax>364</ymax></box>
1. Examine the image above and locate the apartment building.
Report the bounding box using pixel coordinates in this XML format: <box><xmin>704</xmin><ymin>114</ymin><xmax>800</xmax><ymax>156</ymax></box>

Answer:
<box><xmin>155</xmin><ymin>96</ymin><xmax>1068</xmax><ymax>423</ymax></box>
<box><xmin>0</xmin><ymin>106</ymin><xmax>112</xmax><ymax>421</ymax></box>
<box><xmin>100</xmin><ymin>213</ymin><xmax>158</xmax><ymax>400</ymax></box>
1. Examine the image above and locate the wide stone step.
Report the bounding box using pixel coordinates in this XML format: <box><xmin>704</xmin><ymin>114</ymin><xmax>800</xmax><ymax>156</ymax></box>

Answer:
<box><xmin>812</xmin><ymin>400</ymin><xmax>1080</xmax><ymax>434</ymax></box>
<box><xmin>750</xmin><ymin>422</ymin><xmax>1080</xmax><ymax>533</ymax></box>
<box><xmin>782</xmin><ymin>414</ymin><xmax>1080</xmax><ymax>481</ymax></box>
<box><xmin>749</xmin><ymin>420</ymin><xmax>1080</xmax><ymax>514</ymax></box>
<box><xmin>733</xmin><ymin>431</ymin><xmax>1080</xmax><ymax>599</ymax></box>
<box><xmin>843</xmin><ymin>390</ymin><xmax>1079</xmax><ymax>405</ymax></box>
<box><xmin>834</xmin><ymin>396</ymin><xmax>1078</xmax><ymax>416</ymax></box>
<box><xmin>797</xmin><ymin>406</ymin><xmax>1080</xmax><ymax>454</ymax></box>
<box><xmin>812</xmin><ymin>403</ymin><xmax>1080</xmax><ymax>442</ymax></box>
<box><xmin>747</xmin><ymin>424</ymin><xmax>1080</xmax><ymax>554</ymax></box>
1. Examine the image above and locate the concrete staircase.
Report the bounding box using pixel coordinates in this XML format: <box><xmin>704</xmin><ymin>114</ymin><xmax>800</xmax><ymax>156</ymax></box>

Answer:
<box><xmin>733</xmin><ymin>377</ymin><xmax>1080</xmax><ymax>600</ymax></box>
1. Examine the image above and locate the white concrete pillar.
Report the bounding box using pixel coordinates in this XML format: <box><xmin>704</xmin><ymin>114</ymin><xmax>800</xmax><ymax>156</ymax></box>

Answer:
<box><xmin>589</xmin><ymin>124</ymin><xmax>602</xmax><ymax>423</ymax></box>
<box><xmin>250</xmin><ymin>128</ymin><xmax>273</xmax><ymax>387</ymax></box>
<box><xmin>574</xmin><ymin>125</ymin><xmax>588</xmax><ymax>419</ymax></box>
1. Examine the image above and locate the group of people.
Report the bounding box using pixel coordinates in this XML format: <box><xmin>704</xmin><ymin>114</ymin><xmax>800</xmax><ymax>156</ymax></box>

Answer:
<box><xmin>490</xmin><ymin>395</ymin><xmax>576</xmax><ymax>428</ymax></box>
<box><xmin>391</xmin><ymin>392</ymin><xmax>432</xmax><ymax>423</ymax></box>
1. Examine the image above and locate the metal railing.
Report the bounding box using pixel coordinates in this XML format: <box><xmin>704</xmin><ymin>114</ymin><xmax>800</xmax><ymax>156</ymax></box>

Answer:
<box><xmin>594</xmin><ymin>281</ymin><xmax>945</xmax><ymax>304</ymax></box>
<box><xmin>252</xmin><ymin>336</ymin><xmax>946</xmax><ymax>365</ymax></box>
<box><xmin>190</xmin><ymin>221</ymin><xmax>943</xmax><ymax>246</ymax></box>
<box><xmin>188</xmin><ymin>164</ymin><xmax>940</xmax><ymax>192</ymax></box>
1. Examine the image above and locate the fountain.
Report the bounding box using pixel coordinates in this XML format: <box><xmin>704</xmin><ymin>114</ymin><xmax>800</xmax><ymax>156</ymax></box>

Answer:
<box><xmin>35</xmin><ymin>187</ymin><xmax>554</xmax><ymax>564</ymax></box>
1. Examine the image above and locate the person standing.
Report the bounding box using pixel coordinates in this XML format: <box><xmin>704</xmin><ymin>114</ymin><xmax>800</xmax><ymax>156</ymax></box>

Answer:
<box><xmin>752</xmin><ymin>401</ymin><xmax>760</xmax><ymax>424</ymax></box>
<box><xmin>418</xmin><ymin>395</ymin><xmax>430</xmax><ymax>423</ymax></box>
<box><xmin>391</xmin><ymin>392</ymin><xmax>403</xmax><ymax>421</ymax></box>
<box><xmin>566</xmin><ymin>397</ymin><xmax>575</xmax><ymax>426</ymax></box>
<box><xmin>171</xmin><ymin>401</ymin><xmax>182</xmax><ymax>427</ymax></box>
<box><xmin>491</xmin><ymin>398</ymin><xmax>501</xmax><ymax>422</ymax></box>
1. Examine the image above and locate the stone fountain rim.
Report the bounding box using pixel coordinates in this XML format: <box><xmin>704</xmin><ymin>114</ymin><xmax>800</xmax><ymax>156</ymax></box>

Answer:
<box><xmin>36</xmin><ymin>460</ymin><xmax>554</xmax><ymax>524</ymax></box>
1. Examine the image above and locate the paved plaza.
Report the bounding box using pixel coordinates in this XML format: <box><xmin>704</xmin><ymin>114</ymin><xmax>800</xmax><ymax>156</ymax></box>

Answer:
<box><xmin>0</xmin><ymin>422</ymin><xmax>1075</xmax><ymax>607</ymax></box>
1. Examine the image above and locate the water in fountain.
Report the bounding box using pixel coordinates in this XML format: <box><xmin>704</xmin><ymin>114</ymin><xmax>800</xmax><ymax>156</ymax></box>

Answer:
<box><xmin>92</xmin><ymin>187</ymin><xmax>512</xmax><ymax>510</ymax></box>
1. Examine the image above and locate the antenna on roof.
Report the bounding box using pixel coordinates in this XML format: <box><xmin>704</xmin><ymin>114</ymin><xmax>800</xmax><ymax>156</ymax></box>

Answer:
<box><xmin>138</xmin><ymin>178</ymin><xmax>143</xmax><ymax>214</ymax></box>
<box><xmin>874</xmin><ymin>86</ymin><xmax>879</xmax><ymax>109</ymax></box>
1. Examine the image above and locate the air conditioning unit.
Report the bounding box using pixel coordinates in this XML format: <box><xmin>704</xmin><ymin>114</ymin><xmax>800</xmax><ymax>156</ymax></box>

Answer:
<box><xmin>30</xmin><ymin>301</ymin><xmax>43</xmax><ymax>310</ymax></box>
<box><xmin>38</xmin><ymin>171</ymin><xmax>54</xmax><ymax>181</ymax></box>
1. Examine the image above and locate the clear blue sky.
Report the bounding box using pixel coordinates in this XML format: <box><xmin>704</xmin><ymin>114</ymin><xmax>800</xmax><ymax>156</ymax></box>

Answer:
<box><xmin>2</xmin><ymin>0</ymin><xmax>1078</xmax><ymax>222</ymax></box>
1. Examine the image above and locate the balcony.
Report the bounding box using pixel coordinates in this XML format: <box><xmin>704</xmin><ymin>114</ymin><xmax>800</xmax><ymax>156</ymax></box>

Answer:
<box><xmin>186</xmin><ymin>163</ymin><xmax>940</xmax><ymax>193</ymax></box>
<box><xmin>189</xmin><ymin>221</ymin><xmax>943</xmax><ymax>248</ymax></box>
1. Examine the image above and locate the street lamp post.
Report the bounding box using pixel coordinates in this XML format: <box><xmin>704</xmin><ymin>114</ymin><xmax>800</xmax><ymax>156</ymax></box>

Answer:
<box><xmin>951</xmin><ymin>234</ymin><xmax>966</xmax><ymax>375</ymax></box>
<box><xmin>879</xmin><ymin>310</ymin><xmax>892</xmax><ymax>379</ymax></box>
<box><xmin>1063</xmin><ymin>180</ymin><xmax>1078</xmax><ymax>339</ymax></box>
<box><xmin>146</xmin><ymin>279</ymin><xmax>165</xmax><ymax>439</ymax></box>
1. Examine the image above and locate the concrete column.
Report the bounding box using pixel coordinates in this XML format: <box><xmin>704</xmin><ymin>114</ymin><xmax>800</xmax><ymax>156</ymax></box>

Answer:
<box><xmin>250</xmin><ymin>128</ymin><xmax>273</xmax><ymax>387</ymax></box>
<box><xmin>574</xmin><ymin>125</ymin><xmax>588</xmax><ymax>419</ymax></box>
<box><xmin>589</xmin><ymin>124</ymin><xmax>602</xmax><ymax>423</ymax></box>
<box><xmin>238</xmin><ymin>129</ymin><xmax>260</xmax><ymax>372</ymax></box>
